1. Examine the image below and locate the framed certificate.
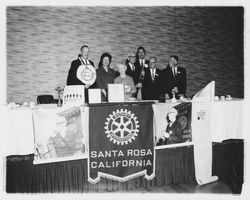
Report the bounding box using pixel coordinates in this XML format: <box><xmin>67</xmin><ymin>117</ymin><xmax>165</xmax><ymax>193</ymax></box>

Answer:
<box><xmin>88</xmin><ymin>89</ymin><xmax>101</xmax><ymax>104</ymax></box>
<box><xmin>108</xmin><ymin>84</ymin><xmax>125</xmax><ymax>102</ymax></box>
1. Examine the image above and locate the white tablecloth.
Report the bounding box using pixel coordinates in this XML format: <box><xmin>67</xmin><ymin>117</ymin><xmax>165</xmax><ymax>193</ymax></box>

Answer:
<box><xmin>3</xmin><ymin>100</ymin><xmax>243</xmax><ymax>156</ymax></box>
<box><xmin>211</xmin><ymin>99</ymin><xmax>243</xmax><ymax>142</ymax></box>
<box><xmin>4</xmin><ymin>107</ymin><xmax>34</xmax><ymax>156</ymax></box>
<box><xmin>3</xmin><ymin>104</ymin><xmax>58</xmax><ymax>156</ymax></box>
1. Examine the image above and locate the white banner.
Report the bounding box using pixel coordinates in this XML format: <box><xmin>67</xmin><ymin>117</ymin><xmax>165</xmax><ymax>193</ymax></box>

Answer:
<box><xmin>192</xmin><ymin>102</ymin><xmax>218</xmax><ymax>185</ymax></box>
<box><xmin>32</xmin><ymin>106</ymin><xmax>87</xmax><ymax>164</ymax></box>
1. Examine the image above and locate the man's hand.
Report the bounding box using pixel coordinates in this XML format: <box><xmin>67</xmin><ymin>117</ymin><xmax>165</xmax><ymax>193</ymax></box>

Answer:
<box><xmin>172</xmin><ymin>87</ymin><xmax>179</xmax><ymax>94</ymax></box>
<box><xmin>85</xmin><ymin>84</ymin><xmax>90</xmax><ymax>89</ymax></box>
<box><xmin>136</xmin><ymin>83</ymin><xmax>142</xmax><ymax>88</ymax></box>
<box><xmin>178</xmin><ymin>94</ymin><xmax>185</xmax><ymax>100</ymax></box>
<box><xmin>141</xmin><ymin>70</ymin><xmax>145</xmax><ymax>77</ymax></box>
<box><xmin>161</xmin><ymin>130</ymin><xmax>170</xmax><ymax>138</ymax></box>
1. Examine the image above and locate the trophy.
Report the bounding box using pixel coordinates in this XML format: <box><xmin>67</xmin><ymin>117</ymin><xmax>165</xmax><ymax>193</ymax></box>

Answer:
<box><xmin>171</xmin><ymin>90</ymin><xmax>177</xmax><ymax>103</ymax></box>
<box><xmin>55</xmin><ymin>86</ymin><xmax>64</xmax><ymax>107</ymax></box>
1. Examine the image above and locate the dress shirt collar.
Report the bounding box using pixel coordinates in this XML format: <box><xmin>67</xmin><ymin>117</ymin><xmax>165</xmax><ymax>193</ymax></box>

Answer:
<box><xmin>171</xmin><ymin>67</ymin><xmax>177</xmax><ymax>76</ymax></box>
<box><xmin>140</xmin><ymin>59</ymin><xmax>144</xmax><ymax>66</ymax></box>
<box><xmin>128</xmin><ymin>63</ymin><xmax>135</xmax><ymax>71</ymax></box>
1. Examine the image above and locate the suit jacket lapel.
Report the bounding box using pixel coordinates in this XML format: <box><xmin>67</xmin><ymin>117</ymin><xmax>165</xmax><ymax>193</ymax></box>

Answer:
<box><xmin>152</xmin><ymin>69</ymin><xmax>159</xmax><ymax>83</ymax></box>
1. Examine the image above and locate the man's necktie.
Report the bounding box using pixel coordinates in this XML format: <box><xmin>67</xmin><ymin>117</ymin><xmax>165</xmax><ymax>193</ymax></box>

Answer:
<box><xmin>151</xmin><ymin>69</ymin><xmax>155</xmax><ymax>81</ymax></box>
<box><xmin>172</xmin><ymin>68</ymin><xmax>176</xmax><ymax>77</ymax></box>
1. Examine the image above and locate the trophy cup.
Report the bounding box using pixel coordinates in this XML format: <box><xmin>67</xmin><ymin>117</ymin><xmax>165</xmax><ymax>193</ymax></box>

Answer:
<box><xmin>171</xmin><ymin>90</ymin><xmax>177</xmax><ymax>103</ymax></box>
<box><xmin>55</xmin><ymin>86</ymin><xmax>64</xmax><ymax>107</ymax></box>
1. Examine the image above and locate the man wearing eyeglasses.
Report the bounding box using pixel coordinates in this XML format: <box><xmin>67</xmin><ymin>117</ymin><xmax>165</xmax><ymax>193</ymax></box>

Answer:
<box><xmin>126</xmin><ymin>51</ymin><xmax>141</xmax><ymax>85</ymax></box>
<box><xmin>141</xmin><ymin>56</ymin><xmax>163</xmax><ymax>100</ymax></box>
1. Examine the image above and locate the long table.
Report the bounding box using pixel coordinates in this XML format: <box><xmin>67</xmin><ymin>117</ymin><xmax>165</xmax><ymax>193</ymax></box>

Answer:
<box><xmin>3</xmin><ymin>99</ymin><xmax>244</xmax><ymax>193</ymax></box>
<box><xmin>3</xmin><ymin>99</ymin><xmax>243</xmax><ymax>156</ymax></box>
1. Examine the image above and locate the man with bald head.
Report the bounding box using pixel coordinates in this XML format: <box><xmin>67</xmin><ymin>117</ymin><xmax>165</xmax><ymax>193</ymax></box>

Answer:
<box><xmin>67</xmin><ymin>45</ymin><xmax>95</xmax><ymax>87</ymax></box>
<box><xmin>141</xmin><ymin>56</ymin><xmax>163</xmax><ymax>100</ymax></box>
<box><xmin>126</xmin><ymin>51</ymin><xmax>141</xmax><ymax>85</ymax></box>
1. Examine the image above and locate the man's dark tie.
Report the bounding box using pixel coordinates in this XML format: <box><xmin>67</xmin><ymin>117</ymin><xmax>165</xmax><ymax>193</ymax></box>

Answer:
<box><xmin>172</xmin><ymin>68</ymin><xmax>176</xmax><ymax>78</ymax></box>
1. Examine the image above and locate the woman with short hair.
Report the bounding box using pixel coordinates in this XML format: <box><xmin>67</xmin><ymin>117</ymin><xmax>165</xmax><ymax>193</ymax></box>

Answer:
<box><xmin>114</xmin><ymin>63</ymin><xmax>136</xmax><ymax>101</ymax></box>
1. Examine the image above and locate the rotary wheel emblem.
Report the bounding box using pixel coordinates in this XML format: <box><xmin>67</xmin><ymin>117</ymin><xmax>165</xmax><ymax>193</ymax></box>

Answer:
<box><xmin>104</xmin><ymin>109</ymin><xmax>139</xmax><ymax>145</ymax></box>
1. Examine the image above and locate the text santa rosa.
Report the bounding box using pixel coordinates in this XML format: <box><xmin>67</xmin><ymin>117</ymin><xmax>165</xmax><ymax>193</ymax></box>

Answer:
<box><xmin>90</xmin><ymin>148</ymin><xmax>153</xmax><ymax>168</ymax></box>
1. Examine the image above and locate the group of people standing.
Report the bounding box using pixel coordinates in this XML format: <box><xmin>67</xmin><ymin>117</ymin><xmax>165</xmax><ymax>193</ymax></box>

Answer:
<box><xmin>66</xmin><ymin>45</ymin><xmax>187</xmax><ymax>102</ymax></box>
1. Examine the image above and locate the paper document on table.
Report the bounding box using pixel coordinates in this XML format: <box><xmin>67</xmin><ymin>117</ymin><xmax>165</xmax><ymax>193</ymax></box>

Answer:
<box><xmin>88</xmin><ymin>88</ymin><xmax>101</xmax><ymax>104</ymax></box>
<box><xmin>108</xmin><ymin>84</ymin><xmax>125</xmax><ymax>102</ymax></box>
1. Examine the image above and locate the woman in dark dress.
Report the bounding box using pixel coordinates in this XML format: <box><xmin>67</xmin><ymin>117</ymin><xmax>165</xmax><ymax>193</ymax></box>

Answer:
<box><xmin>96</xmin><ymin>53</ymin><xmax>117</xmax><ymax>101</ymax></box>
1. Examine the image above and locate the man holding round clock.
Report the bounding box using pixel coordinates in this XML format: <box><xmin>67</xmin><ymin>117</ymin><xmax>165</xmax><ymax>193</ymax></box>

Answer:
<box><xmin>66</xmin><ymin>45</ymin><xmax>96</xmax><ymax>103</ymax></box>
<box><xmin>66</xmin><ymin>45</ymin><xmax>96</xmax><ymax>88</ymax></box>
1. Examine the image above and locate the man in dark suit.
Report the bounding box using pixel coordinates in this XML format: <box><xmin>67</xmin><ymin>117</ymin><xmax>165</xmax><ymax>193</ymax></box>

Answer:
<box><xmin>126</xmin><ymin>51</ymin><xmax>141</xmax><ymax>85</ymax></box>
<box><xmin>135</xmin><ymin>46</ymin><xmax>149</xmax><ymax>69</ymax></box>
<box><xmin>156</xmin><ymin>108</ymin><xmax>183</xmax><ymax>146</ymax></box>
<box><xmin>134</xmin><ymin>46</ymin><xmax>149</xmax><ymax>82</ymax></box>
<box><xmin>126</xmin><ymin>51</ymin><xmax>142</xmax><ymax>98</ymax></box>
<box><xmin>66</xmin><ymin>45</ymin><xmax>95</xmax><ymax>87</ymax></box>
<box><xmin>130</xmin><ymin>47</ymin><xmax>150</xmax><ymax>99</ymax></box>
<box><xmin>141</xmin><ymin>56</ymin><xmax>163</xmax><ymax>100</ymax></box>
<box><xmin>66</xmin><ymin>45</ymin><xmax>95</xmax><ymax>102</ymax></box>
<box><xmin>162</xmin><ymin>55</ymin><xmax>186</xmax><ymax>99</ymax></box>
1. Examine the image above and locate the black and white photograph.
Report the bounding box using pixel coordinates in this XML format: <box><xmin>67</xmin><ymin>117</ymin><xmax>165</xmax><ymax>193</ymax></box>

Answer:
<box><xmin>0</xmin><ymin>0</ymin><xmax>249</xmax><ymax>199</ymax></box>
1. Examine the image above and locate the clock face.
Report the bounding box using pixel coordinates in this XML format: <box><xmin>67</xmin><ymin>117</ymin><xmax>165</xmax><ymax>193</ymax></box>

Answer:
<box><xmin>81</xmin><ymin>68</ymin><xmax>93</xmax><ymax>81</ymax></box>
<box><xmin>76</xmin><ymin>64</ymin><xmax>96</xmax><ymax>86</ymax></box>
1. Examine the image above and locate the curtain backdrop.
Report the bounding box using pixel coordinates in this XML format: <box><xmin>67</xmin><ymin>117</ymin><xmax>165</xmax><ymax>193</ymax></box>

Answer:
<box><xmin>6</xmin><ymin>145</ymin><xmax>194</xmax><ymax>193</ymax></box>
<box><xmin>6</xmin><ymin>139</ymin><xmax>243</xmax><ymax>193</ymax></box>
